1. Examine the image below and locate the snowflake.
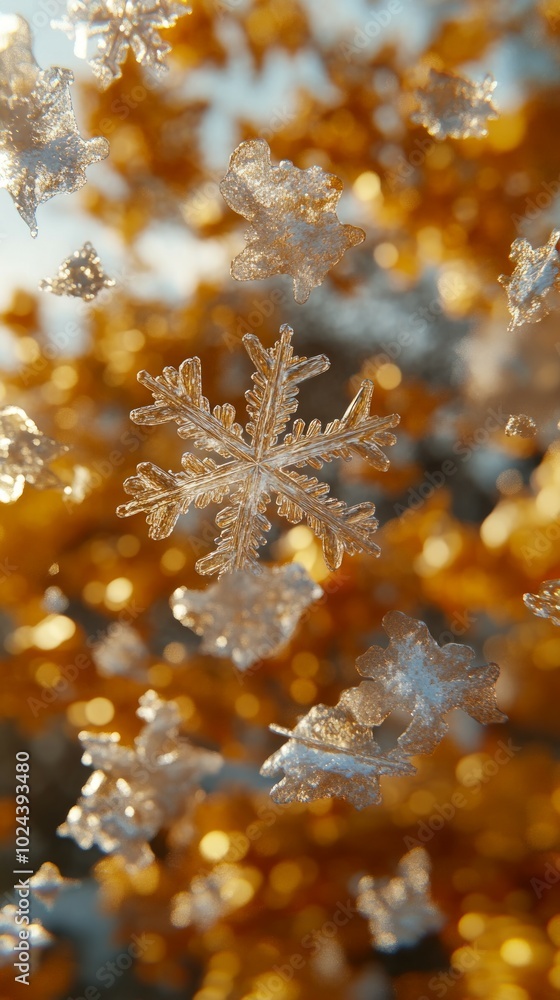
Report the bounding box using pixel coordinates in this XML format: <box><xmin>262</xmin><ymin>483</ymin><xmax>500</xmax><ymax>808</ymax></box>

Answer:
<box><xmin>0</xmin><ymin>406</ymin><xmax>67</xmax><ymax>504</ymax></box>
<box><xmin>58</xmin><ymin>690</ymin><xmax>223</xmax><ymax>869</ymax></box>
<box><xmin>92</xmin><ymin>623</ymin><xmax>150</xmax><ymax>679</ymax></box>
<box><xmin>524</xmin><ymin>579</ymin><xmax>560</xmax><ymax>627</ymax></box>
<box><xmin>39</xmin><ymin>243</ymin><xmax>115</xmax><ymax>301</ymax></box>
<box><xmin>356</xmin><ymin>847</ymin><xmax>445</xmax><ymax>952</ymax></box>
<box><xmin>0</xmin><ymin>15</ymin><xmax>109</xmax><ymax>236</ymax></box>
<box><xmin>171</xmin><ymin>863</ymin><xmax>259</xmax><ymax>929</ymax></box>
<box><xmin>498</xmin><ymin>230</ymin><xmax>560</xmax><ymax>329</ymax></box>
<box><xmin>52</xmin><ymin>1</ymin><xmax>192</xmax><ymax>90</ymax></box>
<box><xmin>340</xmin><ymin>611</ymin><xmax>506</xmax><ymax>756</ymax></box>
<box><xmin>117</xmin><ymin>325</ymin><xmax>399</xmax><ymax>576</ymax></box>
<box><xmin>0</xmin><ymin>904</ymin><xmax>52</xmax><ymax>966</ymax></box>
<box><xmin>260</xmin><ymin>704</ymin><xmax>415</xmax><ymax>810</ymax></box>
<box><xmin>411</xmin><ymin>69</ymin><xmax>498</xmax><ymax>139</ymax></box>
<box><xmin>505</xmin><ymin>414</ymin><xmax>537</xmax><ymax>438</ymax></box>
<box><xmin>29</xmin><ymin>862</ymin><xmax>79</xmax><ymax>909</ymax></box>
<box><xmin>219</xmin><ymin>140</ymin><xmax>366</xmax><ymax>303</ymax></box>
<box><xmin>170</xmin><ymin>563</ymin><xmax>323</xmax><ymax>670</ymax></box>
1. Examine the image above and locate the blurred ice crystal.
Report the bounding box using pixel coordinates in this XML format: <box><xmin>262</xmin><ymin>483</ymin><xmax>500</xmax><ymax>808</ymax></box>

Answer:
<box><xmin>499</xmin><ymin>230</ymin><xmax>560</xmax><ymax>329</ymax></box>
<box><xmin>0</xmin><ymin>15</ymin><xmax>109</xmax><ymax>236</ymax></box>
<box><xmin>92</xmin><ymin>623</ymin><xmax>150</xmax><ymax>679</ymax></box>
<box><xmin>0</xmin><ymin>904</ymin><xmax>52</xmax><ymax>966</ymax></box>
<box><xmin>505</xmin><ymin>413</ymin><xmax>537</xmax><ymax>438</ymax></box>
<box><xmin>171</xmin><ymin>863</ymin><xmax>258</xmax><ymax>929</ymax></box>
<box><xmin>170</xmin><ymin>563</ymin><xmax>323</xmax><ymax>670</ymax></box>
<box><xmin>57</xmin><ymin>690</ymin><xmax>223</xmax><ymax>869</ymax></box>
<box><xmin>524</xmin><ymin>579</ymin><xmax>560</xmax><ymax>626</ymax></box>
<box><xmin>220</xmin><ymin>139</ymin><xmax>365</xmax><ymax>303</ymax></box>
<box><xmin>39</xmin><ymin>243</ymin><xmax>115</xmax><ymax>301</ymax></box>
<box><xmin>0</xmin><ymin>406</ymin><xmax>67</xmax><ymax>504</ymax></box>
<box><xmin>356</xmin><ymin>847</ymin><xmax>445</xmax><ymax>952</ymax></box>
<box><xmin>411</xmin><ymin>69</ymin><xmax>498</xmax><ymax>139</ymax></box>
<box><xmin>29</xmin><ymin>862</ymin><xmax>79</xmax><ymax>908</ymax></box>
<box><xmin>52</xmin><ymin>0</ymin><xmax>192</xmax><ymax>90</ymax></box>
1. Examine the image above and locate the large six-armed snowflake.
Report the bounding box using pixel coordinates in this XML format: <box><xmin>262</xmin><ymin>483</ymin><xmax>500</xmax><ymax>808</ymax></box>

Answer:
<box><xmin>117</xmin><ymin>325</ymin><xmax>399</xmax><ymax>576</ymax></box>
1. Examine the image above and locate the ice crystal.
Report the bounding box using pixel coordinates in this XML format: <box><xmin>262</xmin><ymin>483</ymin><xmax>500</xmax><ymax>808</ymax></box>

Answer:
<box><xmin>57</xmin><ymin>690</ymin><xmax>223</xmax><ymax>869</ymax></box>
<box><xmin>92</xmin><ymin>623</ymin><xmax>150</xmax><ymax>679</ymax></box>
<box><xmin>29</xmin><ymin>862</ymin><xmax>79</xmax><ymax>908</ymax></box>
<box><xmin>170</xmin><ymin>563</ymin><xmax>323</xmax><ymax>670</ymax></box>
<box><xmin>52</xmin><ymin>0</ymin><xmax>191</xmax><ymax>90</ymax></box>
<box><xmin>171</xmin><ymin>864</ymin><xmax>258</xmax><ymax>929</ymax></box>
<box><xmin>0</xmin><ymin>15</ymin><xmax>109</xmax><ymax>236</ymax></box>
<box><xmin>39</xmin><ymin>242</ymin><xmax>115</xmax><ymax>301</ymax></box>
<box><xmin>411</xmin><ymin>69</ymin><xmax>498</xmax><ymax>139</ymax></box>
<box><xmin>219</xmin><ymin>139</ymin><xmax>365</xmax><ymax>303</ymax></box>
<box><xmin>260</xmin><ymin>704</ymin><xmax>415</xmax><ymax>810</ymax></box>
<box><xmin>356</xmin><ymin>847</ymin><xmax>445</xmax><ymax>952</ymax></box>
<box><xmin>341</xmin><ymin>611</ymin><xmax>506</xmax><ymax>756</ymax></box>
<box><xmin>505</xmin><ymin>413</ymin><xmax>537</xmax><ymax>438</ymax></box>
<box><xmin>0</xmin><ymin>406</ymin><xmax>67</xmax><ymax>504</ymax></box>
<box><xmin>524</xmin><ymin>579</ymin><xmax>560</xmax><ymax>627</ymax></box>
<box><xmin>117</xmin><ymin>325</ymin><xmax>399</xmax><ymax>576</ymax></box>
<box><xmin>498</xmin><ymin>230</ymin><xmax>560</xmax><ymax>329</ymax></box>
<box><xmin>0</xmin><ymin>904</ymin><xmax>52</xmax><ymax>965</ymax></box>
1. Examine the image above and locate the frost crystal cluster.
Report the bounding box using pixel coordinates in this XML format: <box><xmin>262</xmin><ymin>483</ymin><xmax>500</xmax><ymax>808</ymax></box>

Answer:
<box><xmin>0</xmin><ymin>406</ymin><xmax>67</xmax><ymax>504</ymax></box>
<box><xmin>171</xmin><ymin>563</ymin><xmax>323</xmax><ymax>669</ymax></box>
<box><xmin>40</xmin><ymin>243</ymin><xmax>115</xmax><ymax>301</ymax></box>
<box><xmin>262</xmin><ymin>612</ymin><xmax>506</xmax><ymax>807</ymax></box>
<box><xmin>524</xmin><ymin>579</ymin><xmax>560</xmax><ymax>627</ymax></box>
<box><xmin>0</xmin><ymin>15</ymin><xmax>109</xmax><ymax>235</ymax></box>
<box><xmin>220</xmin><ymin>140</ymin><xmax>365</xmax><ymax>303</ymax></box>
<box><xmin>58</xmin><ymin>690</ymin><xmax>223</xmax><ymax>869</ymax></box>
<box><xmin>499</xmin><ymin>230</ymin><xmax>560</xmax><ymax>329</ymax></box>
<box><xmin>412</xmin><ymin>69</ymin><xmax>498</xmax><ymax>139</ymax></box>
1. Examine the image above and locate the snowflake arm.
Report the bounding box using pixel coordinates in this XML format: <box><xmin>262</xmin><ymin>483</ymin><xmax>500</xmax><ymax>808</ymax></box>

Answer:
<box><xmin>341</xmin><ymin>611</ymin><xmax>507</xmax><ymax>755</ymax></box>
<box><xmin>117</xmin><ymin>325</ymin><xmax>399</xmax><ymax>575</ymax></box>
<box><xmin>52</xmin><ymin>1</ymin><xmax>191</xmax><ymax>90</ymax></box>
